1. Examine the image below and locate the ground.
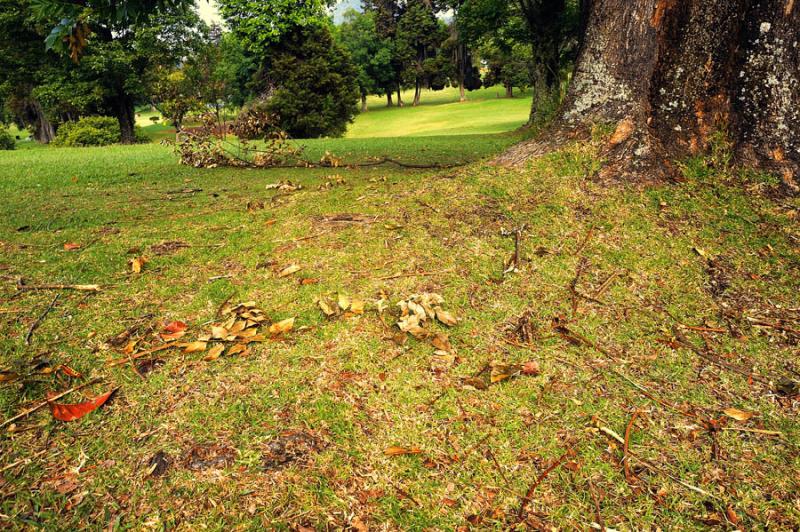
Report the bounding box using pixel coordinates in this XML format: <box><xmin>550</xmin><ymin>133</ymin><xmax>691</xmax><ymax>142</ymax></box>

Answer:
<box><xmin>1</xmin><ymin>92</ymin><xmax>799</xmax><ymax>530</ymax></box>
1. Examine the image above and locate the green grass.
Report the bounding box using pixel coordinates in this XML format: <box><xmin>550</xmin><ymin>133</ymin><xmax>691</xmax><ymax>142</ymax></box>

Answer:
<box><xmin>0</xmin><ymin>112</ymin><xmax>799</xmax><ymax>530</ymax></box>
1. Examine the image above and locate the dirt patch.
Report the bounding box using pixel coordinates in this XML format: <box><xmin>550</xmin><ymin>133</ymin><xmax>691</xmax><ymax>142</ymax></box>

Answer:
<box><xmin>150</xmin><ymin>240</ymin><xmax>190</xmax><ymax>255</ymax></box>
<box><xmin>262</xmin><ymin>430</ymin><xmax>326</xmax><ymax>471</ymax></box>
<box><xmin>184</xmin><ymin>443</ymin><xmax>237</xmax><ymax>471</ymax></box>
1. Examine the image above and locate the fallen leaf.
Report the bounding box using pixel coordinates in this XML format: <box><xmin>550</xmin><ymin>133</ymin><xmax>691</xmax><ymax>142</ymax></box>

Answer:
<box><xmin>63</xmin><ymin>242</ymin><xmax>81</xmax><ymax>251</ymax></box>
<box><xmin>350</xmin><ymin>299</ymin><xmax>365</xmax><ymax>314</ymax></box>
<box><xmin>490</xmin><ymin>363</ymin><xmax>520</xmax><ymax>383</ymax></box>
<box><xmin>204</xmin><ymin>344</ymin><xmax>225</xmax><ymax>361</ymax></box>
<box><xmin>182</xmin><ymin>341</ymin><xmax>207</xmax><ymax>353</ymax></box>
<box><xmin>0</xmin><ymin>371</ymin><xmax>20</xmax><ymax>383</ymax></box>
<box><xmin>211</xmin><ymin>325</ymin><xmax>228</xmax><ymax>339</ymax></box>
<box><xmin>462</xmin><ymin>377</ymin><xmax>488</xmax><ymax>390</ymax></box>
<box><xmin>300</xmin><ymin>278</ymin><xmax>319</xmax><ymax>285</ymax></box>
<box><xmin>160</xmin><ymin>321</ymin><xmax>187</xmax><ymax>340</ymax></box>
<box><xmin>56</xmin><ymin>365</ymin><xmax>83</xmax><ymax>378</ymax></box>
<box><xmin>146</xmin><ymin>451</ymin><xmax>170</xmax><ymax>478</ymax></box>
<box><xmin>129</xmin><ymin>256</ymin><xmax>148</xmax><ymax>274</ymax></box>
<box><xmin>431</xmin><ymin>333</ymin><xmax>452</xmax><ymax>352</ymax></box>
<box><xmin>269</xmin><ymin>317</ymin><xmax>295</xmax><ymax>335</ymax></box>
<box><xmin>338</xmin><ymin>293</ymin><xmax>351</xmax><ymax>311</ymax></box>
<box><xmin>227</xmin><ymin>344</ymin><xmax>248</xmax><ymax>356</ymax></box>
<box><xmin>384</xmin><ymin>446</ymin><xmax>422</xmax><ymax>456</ymax></box>
<box><xmin>49</xmin><ymin>389</ymin><xmax>115</xmax><ymax>422</ymax></box>
<box><xmin>435</xmin><ymin>308</ymin><xmax>458</xmax><ymax>326</ymax></box>
<box><xmin>278</xmin><ymin>264</ymin><xmax>301</xmax><ymax>277</ymax></box>
<box><xmin>723</xmin><ymin>408</ymin><xmax>754</xmax><ymax>422</ymax></box>
<box><xmin>318</xmin><ymin>298</ymin><xmax>336</xmax><ymax>317</ymax></box>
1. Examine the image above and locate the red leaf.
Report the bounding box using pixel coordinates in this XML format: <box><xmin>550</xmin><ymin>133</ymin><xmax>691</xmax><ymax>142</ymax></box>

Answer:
<box><xmin>63</xmin><ymin>242</ymin><xmax>81</xmax><ymax>251</ymax></box>
<box><xmin>163</xmin><ymin>321</ymin><xmax>187</xmax><ymax>333</ymax></box>
<box><xmin>49</xmin><ymin>389</ymin><xmax>115</xmax><ymax>422</ymax></box>
<box><xmin>57</xmin><ymin>365</ymin><xmax>83</xmax><ymax>378</ymax></box>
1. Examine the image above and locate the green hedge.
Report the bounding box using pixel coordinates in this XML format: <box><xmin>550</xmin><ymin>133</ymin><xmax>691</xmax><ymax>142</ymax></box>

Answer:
<box><xmin>0</xmin><ymin>127</ymin><xmax>15</xmax><ymax>150</ymax></box>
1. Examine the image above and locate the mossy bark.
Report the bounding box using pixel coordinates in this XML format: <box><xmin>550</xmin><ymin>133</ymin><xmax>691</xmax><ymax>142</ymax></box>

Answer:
<box><xmin>498</xmin><ymin>0</ymin><xmax>799</xmax><ymax>191</ymax></box>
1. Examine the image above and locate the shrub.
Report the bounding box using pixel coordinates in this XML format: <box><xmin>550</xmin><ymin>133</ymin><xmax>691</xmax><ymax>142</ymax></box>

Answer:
<box><xmin>0</xmin><ymin>128</ymin><xmax>15</xmax><ymax>150</ymax></box>
<box><xmin>54</xmin><ymin>116</ymin><xmax>120</xmax><ymax>147</ymax></box>
<box><xmin>134</xmin><ymin>126</ymin><xmax>151</xmax><ymax>143</ymax></box>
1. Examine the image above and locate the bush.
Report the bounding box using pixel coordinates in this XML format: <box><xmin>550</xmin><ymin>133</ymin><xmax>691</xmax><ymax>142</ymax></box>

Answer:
<box><xmin>260</xmin><ymin>24</ymin><xmax>359</xmax><ymax>138</ymax></box>
<box><xmin>134</xmin><ymin>126</ymin><xmax>151</xmax><ymax>143</ymax></box>
<box><xmin>54</xmin><ymin>116</ymin><xmax>120</xmax><ymax>147</ymax></box>
<box><xmin>0</xmin><ymin>128</ymin><xmax>15</xmax><ymax>150</ymax></box>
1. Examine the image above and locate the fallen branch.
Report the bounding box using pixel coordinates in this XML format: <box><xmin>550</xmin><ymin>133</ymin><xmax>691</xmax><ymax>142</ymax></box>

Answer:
<box><xmin>0</xmin><ymin>378</ymin><xmax>102</xmax><ymax>429</ymax></box>
<box><xmin>372</xmin><ymin>269</ymin><xmax>452</xmax><ymax>281</ymax></box>
<box><xmin>106</xmin><ymin>341</ymin><xmax>181</xmax><ymax>367</ymax></box>
<box><xmin>24</xmin><ymin>293</ymin><xmax>60</xmax><ymax>345</ymax></box>
<box><xmin>672</xmin><ymin>327</ymin><xmax>769</xmax><ymax>384</ymax></box>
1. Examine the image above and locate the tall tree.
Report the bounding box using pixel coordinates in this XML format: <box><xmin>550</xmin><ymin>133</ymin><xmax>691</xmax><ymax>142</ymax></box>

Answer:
<box><xmin>336</xmin><ymin>9</ymin><xmax>395</xmax><ymax>111</ymax></box>
<box><xmin>395</xmin><ymin>0</ymin><xmax>446</xmax><ymax>106</ymax></box>
<box><xmin>497</xmin><ymin>0</ymin><xmax>799</xmax><ymax>191</ymax></box>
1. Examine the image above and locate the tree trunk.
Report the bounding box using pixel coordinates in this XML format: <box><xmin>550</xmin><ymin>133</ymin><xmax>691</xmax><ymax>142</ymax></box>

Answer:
<box><xmin>387</xmin><ymin>91</ymin><xmax>393</xmax><ymax>107</ymax></box>
<box><xmin>361</xmin><ymin>92</ymin><xmax>368</xmax><ymax>112</ymax></box>
<box><xmin>498</xmin><ymin>0</ymin><xmax>800</xmax><ymax>192</ymax></box>
<box><xmin>114</xmin><ymin>90</ymin><xmax>136</xmax><ymax>144</ymax></box>
<box><xmin>396</xmin><ymin>84</ymin><xmax>404</xmax><ymax>107</ymax></box>
<box><xmin>28</xmin><ymin>99</ymin><xmax>55</xmax><ymax>143</ymax></box>
<box><xmin>413</xmin><ymin>79</ymin><xmax>421</xmax><ymax>107</ymax></box>
<box><xmin>505</xmin><ymin>84</ymin><xmax>513</xmax><ymax>98</ymax></box>
<box><xmin>459</xmin><ymin>81</ymin><xmax>466</xmax><ymax>102</ymax></box>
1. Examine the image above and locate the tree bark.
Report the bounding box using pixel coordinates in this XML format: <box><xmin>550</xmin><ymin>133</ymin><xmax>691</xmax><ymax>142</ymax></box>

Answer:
<box><xmin>113</xmin><ymin>89</ymin><xmax>136</xmax><ymax>144</ymax></box>
<box><xmin>27</xmin><ymin>99</ymin><xmax>55</xmax><ymax>143</ymax></box>
<box><xmin>498</xmin><ymin>0</ymin><xmax>800</xmax><ymax>192</ymax></box>
<box><xmin>505</xmin><ymin>83</ymin><xmax>514</xmax><ymax>98</ymax></box>
<box><xmin>387</xmin><ymin>91</ymin><xmax>394</xmax><ymax>107</ymax></box>
<box><xmin>413</xmin><ymin>80</ymin><xmax>421</xmax><ymax>106</ymax></box>
<box><xmin>396</xmin><ymin>84</ymin><xmax>404</xmax><ymax>107</ymax></box>
<box><xmin>361</xmin><ymin>92</ymin><xmax>368</xmax><ymax>112</ymax></box>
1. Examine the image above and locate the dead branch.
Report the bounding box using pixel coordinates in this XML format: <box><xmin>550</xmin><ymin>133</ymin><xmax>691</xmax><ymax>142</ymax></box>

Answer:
<box><xmin>516</xmin><ymin>446</ymin><xmax>577</xmax><ymax>521</ymax></box>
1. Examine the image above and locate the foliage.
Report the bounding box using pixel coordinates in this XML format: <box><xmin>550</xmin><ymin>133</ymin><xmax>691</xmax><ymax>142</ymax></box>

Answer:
<box><xmin>481</xmin><ymin>41</ymin><xmax>533</xmax><ymax>93</ymax></box>
<box><xmin>0</xmin><ymin>127</ymin><xmax>15</xmax><ymax>150</ymax></box>
<box><xmin>257</xmin><ymin>24</ymin><xmax>359</xmax><ymax>138</ymax></box>
<box><xmin>217</xmin><ymin>0</ymin><xmax>334</xmax><ymax>53</ymax></box>
<box><xmin>335</xmin><ymin>10</ymin><xmax>395</xmax><ymax>104</ymax></box>
<box><xmin>53</xmin><ymin>115</ymin><xmax>120</xmax><ymax>146</ymax></box>
<box><xmin>151</xmin><ymin>69</ymin><xmax>204</xmax><ymax>130</ymax></box>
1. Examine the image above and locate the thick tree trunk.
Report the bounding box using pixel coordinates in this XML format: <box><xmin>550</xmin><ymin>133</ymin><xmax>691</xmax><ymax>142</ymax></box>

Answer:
<box><xmin>396</xmin><ymin>84</ymin><xmax>404</xmax><ymax>107</ymax></box>
<box><xmin>27</xmin><ymin>99</ymin><xmax>55</xmax><ymax>143</ymax></box>
<box><xmin>505</xmin><ymin>84</ymin><xmax>514</xmax><ymax>98</ymax></box>
<box><xmin>114</xmin><ymin>90</ymin><xmax>136</xmax><ymax>144</ymax></box>
<box><xmin>386</xmin><ymin>91</ymin><xmax>393</xmax><ymax>107</ymax></box>
<box><xmin>459</xmin><ymin>81</ymin><xmax>466</xmax><ymax>102</ymax></box>
<box><xmin>498</xmin><ymin>0</ymin><xmax>800</xmax><ymax>191</ymax></box>
<box><xmin>361</xmin><ymin>92</ymin><xmax>368</xmax><ymax>112</ymax></box>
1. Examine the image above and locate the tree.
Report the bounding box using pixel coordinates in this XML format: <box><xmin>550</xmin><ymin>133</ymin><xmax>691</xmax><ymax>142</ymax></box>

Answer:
<box><xmin>257</xmin><ymin>23</ymin><xmax>360</xmax><ymax>138</ymax></box>
<box><xmin>29</xmin><ymin>0</ymin><xmax>195</xmax><ymax>142</ymax></box>
<box><xmin>481</xmin><ymin>41</ymin><xmax>532</xmax><ymax>97</ymax></box>
<box><xmin>497</xmin><ymin>0</ymin><xmax>799</xmax><ymax>192</ymax></box>
<box><xmin>395</xmin><ymin>0</ymin><xmax>448</xmax><ymax>106</ymax></box>
<box><xmin>336</xmin><ymin>9</ymin><xmax>395</xmax><ymax>111</ymax></box>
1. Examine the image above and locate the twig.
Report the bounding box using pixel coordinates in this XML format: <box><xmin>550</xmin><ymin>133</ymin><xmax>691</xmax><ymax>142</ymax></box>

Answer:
<box><xmin>516</xmin><ymin>446</ymin><xmax>577</xmax><ymax>521</ymax></box>
<box><xmin>0</xmin><ymin>378</ymin><xmax>102</xmax><ymax>429</ymax></box>
<box><xmin>106</xmin><ymin>342</ymin><xmax>181</xmax><ymax>367</ymax></box>
<box><xmin>587</xmin><ymin>477</ymin><xmax>605</xmax><ymax>531</ymax></box>
<box><xmin>594</xmin><ymin>270</ymin><xmax>621</xmax><ymax>298</ymax></box>
<box><xmin>16</xmin><ymin>283</ymin><xmax>101</xmax><ymax>292</ymax></box>
<box><xmin>623</xmin><ymin>411</ymin><xmax>641</xmax><ymax>484</ymax></box>
<box><xmin>672</xmin><ymin>327</ymin><xmax>769</xmax><ymax>384</ymax></box>
<box><xmin>372</xmin><ymin>269</ymin><xmax>452</xmax><ymax>281</ymax></box>
<box><xmin>25</xmin><ymin>293</ymin><xmax>60</xmax><ymax>345</ymax></box>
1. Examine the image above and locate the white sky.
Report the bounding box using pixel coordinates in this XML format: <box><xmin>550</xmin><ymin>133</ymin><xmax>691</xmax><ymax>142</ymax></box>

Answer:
<box><xmin>197</xmin><ymin>0</ymin><xmax>222</xmax><ymax>26</ymax></box>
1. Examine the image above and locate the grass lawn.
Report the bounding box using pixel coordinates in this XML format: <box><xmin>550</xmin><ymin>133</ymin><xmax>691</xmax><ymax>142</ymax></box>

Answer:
<box><xmin>1</xmin><ymin>108</ymin><xmax>799</xmax><ymax>529</ymax></box>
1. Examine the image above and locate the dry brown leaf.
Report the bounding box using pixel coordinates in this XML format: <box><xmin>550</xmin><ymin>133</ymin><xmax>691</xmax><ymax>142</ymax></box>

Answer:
<box><xmin>269</xmin><ymin>317</ymin><xmax>295</xmax><ymax>335</ymax></box>
<box><xmin>723</xmin><ymin>408</ymin><xmax>755</xmax><ymax>422</ymax></box>
<box><xmin>211</xmin><ymin>326</ymin><xmax>228</xmax><ymax>339</ymax></box>
<box><xmin>318</xmin><ymin>298</ymin><xmax>336</xmax><ymax>317</ymax></box>
<box><xmin>204</xmin><ymin>344</ymin><xmax>225</xmax><ymax>361</ymax></box>
<box><xmin>435</xmin><ymin>308</ymin><xmax>458</xmax><ymax>327</ymax></box>
<box><xmin>183</xmin><ymin>341</ymin><xmax>207</xmax><ymax>353</ymax></box>
<box><xmin>129</xmin><ymin>256</ymin><xmax>148</xmax><ymax>274</ymax></box>
<box><xmin>227</xmin><ymin>344</ymin><xmax>248</xmax><ymax>356</ymax></box>
<box><xmin>522</xmin><ymin>361</ymin><xmax>541</xmax><ymax>376</ymax></box>
<box><xmin>63</xmin><ymin>242</ymin><xmax>81</xmax><ymax>251</ymax></box>
<box><xmin>431</xmin><ymin>333</ymin><xmax>451</xmax><ymax>352</ymax></box>
<box><xmin>463</xmin><ymin>377</ymin><xmax>488</xmax><ymax>390</ymax></box>
<box><xmin>278</xmin><ymin>264</ymin><xmax>302</xmax><ymax>277</ymax></box>
<box><xmin>237</xmin><ymin>328</ymin><xmax>258</xmax><ymax>339</ymax></box>
<box><xmin>350</xmin><ymin>299</ymin><xmax>365</xmax><ymax>314</ymax></box>
<box><xmin>384</xmin><ymin>446</ymin><xmax>422</xmax><ymax>456</ymax></box>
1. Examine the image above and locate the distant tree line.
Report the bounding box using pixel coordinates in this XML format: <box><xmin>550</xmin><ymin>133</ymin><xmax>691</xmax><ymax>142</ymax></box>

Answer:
<box><xmin>0</xmin><ymin>0</ymin><xmax>582</xmax><ymax>142</ymax></box>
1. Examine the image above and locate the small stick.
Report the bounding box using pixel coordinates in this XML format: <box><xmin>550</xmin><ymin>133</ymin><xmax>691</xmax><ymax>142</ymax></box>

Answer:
<box><xmin>594</xmin><ymin>270</ymin><xmax>621</xmax><ymax>298</ymax></box>
<box><xmin>0</xmin><ymin>378</ymin><xmax>101</xmax><ymax>428</ymax></box>
<box><xmin>623</xmin><ymin>411</ymin><xmax>641</xmax><ymax>484</ymax></box>
<box><xmin>25</xmin><ymin>293</ymin><xmax>60</xmax><ymax>345</ymax></box>
<box><xmin>373</xmin><ymin>269</ymin><xmax>452</xmax><ymax>281</ymax></box>
<box><xmin>516</xmin><ymin>446</ymin><xmax>576</xmax><ymax>521</ymax></box>
<box><xmin>17</xmin><ymin>283</ymin><xmax>100</xmax><ymax>292</ymax></box>
<box><xmin>680</xmin><ymin>325</ymin><xmax>727</xmax><ymax>333</ymax></box>
<box><xmin>106</xmin><ymin>342</ymin><xmax>181</xmax><ymax>367</ymax></box>
<box><xmin>587</xmin><ymin>477</ymin><xmax>605</xmax><ymax>531</ymax></box>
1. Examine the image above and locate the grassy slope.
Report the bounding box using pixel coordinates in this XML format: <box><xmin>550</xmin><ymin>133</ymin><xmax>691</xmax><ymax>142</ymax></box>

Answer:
<box><xmin>0</xmin><ymin>114</ymin><xmax>799</xmax><ymax>530</ymax></box>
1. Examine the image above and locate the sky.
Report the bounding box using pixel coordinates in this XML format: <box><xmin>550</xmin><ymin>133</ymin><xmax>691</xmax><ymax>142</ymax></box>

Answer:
<box><xmin>195</xmin><ymin>0</ymin><xmax>363</xmax><ymax>27</ymax></box>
